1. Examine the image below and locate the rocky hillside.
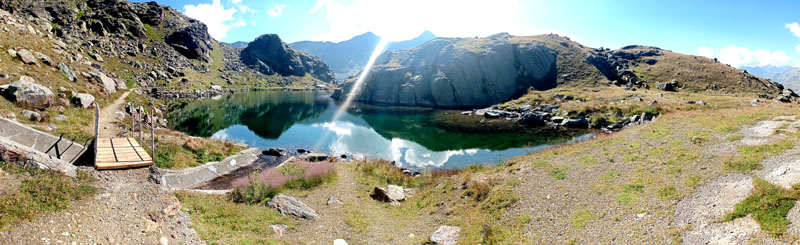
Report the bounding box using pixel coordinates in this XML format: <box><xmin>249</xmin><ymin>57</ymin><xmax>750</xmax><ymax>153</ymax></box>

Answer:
<box><xmin>0</xmin><ymin>0</ymin><xmax>335</xmax><ymax>140</ymax></box>
<box><xmin>241</xmin><ymin>34</ymin><xmax>335</xmax><ymax>83</ymax></box>
<box><xmin>335</xmin><ymin>33</ymin><xmax>795</xmax><ymax>109</ymax></box>
<box><xmin>289</xmin><ymin>31</ymin><xmax>436</xmax><ymax>82</ymax></box>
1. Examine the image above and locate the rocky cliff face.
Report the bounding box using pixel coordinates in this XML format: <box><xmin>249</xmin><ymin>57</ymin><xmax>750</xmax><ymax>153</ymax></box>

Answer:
<box><xmin>334</xmin><ymin>33</ymin><xmax>563</xmax><ymax>108</ymax></box>
<box><xmin>336</xmin><ymin>34</ymin><xmax>797</xmax><ymax>109</ymax></box>
<box><xmin>241</xmin><ymin>34</ymin><xmax>335</xmax><ymax>83</ymax></box>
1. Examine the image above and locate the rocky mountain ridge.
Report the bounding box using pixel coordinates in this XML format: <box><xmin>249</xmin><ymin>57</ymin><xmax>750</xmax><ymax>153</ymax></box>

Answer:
<box><xmin>335</xmin><ymin>33</ymin><xmax>796</xmax><ymax>109</ymax></box>
<box><xmin>290</xmin><ymin>31</ymin><xmax>436</xmax><ymax>82</ymax></box>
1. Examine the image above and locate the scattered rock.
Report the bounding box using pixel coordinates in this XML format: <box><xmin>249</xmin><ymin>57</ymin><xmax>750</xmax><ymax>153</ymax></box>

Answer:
<box><xmin>267</xmin><ymin>224</ymin><xmax>287</xmax><ymax>237</ymax></box>
<box><xmin>7</xmin><ymin>49</ymin><xmax>17</xmax><ymax>58</ymax></box>
<box><xmin>54</xmin><ymin>115</ymin><xmax>67</xmax><ymax>122</ymax></box>
<box><xmin>327</xmin><ymin>196</ymin><xmax>342</xmax><ymax>205</ymax></box>
<box><xmin>71</xmin><ymin>93</ymin><xmax>95</xmax><ymax>109</ymax></box>
<box><xmin>656</xmin><ymin>80</ymin><xmax>678</xmax><ymax>91</ymax></box>
<box><xmin>561</xmin><ymin>118</ymin><xmax>589</xmax><ymax>128</ymax></box>
<box><xmin>91</xmin><ymin>53</ymin><xmax>103</xmax><ymax>62</ymax></box>
<box><xmin>57</xmin><ymin>62</ymin><xmax>77</xmax><ymax>82</ymax></box>
<box><xmin>333</xmin><ymin>239</ymin><xmax>348</xmax><ymax>245</ymax></box>
<box><xmin>2</xmin><ymin>76</ymin><xmax>54</xmax><ymax>109</ymax></box>
<box><xmin>90</xmin><ymin>71</ymin><xmax>117</xmax><ymax>94</ymax></box>
<box><xmin>16</xmin><ymin>49</ymin><xmax>37</xmax><ymax>65</ymax></box>
<box><xmin>370</xmin><ymin>185</ymin><xmax>406</xmax><ymax>204</ymax></box>
<box><xmin>210</xmin><ymin>85</ymin><xmax>222</xmax><ymax>91</ymax></box>
<box><xmin>35</xmin><ymin>52</ymin><xmax>52</xmax><ymax>66</ymax></box>
<box><xmin>429</xmin><ymin>226</ymin><xmax>460</xmax><ymax>245</ymax></box>
<box><xmin>159</xmin><ymin>237</ymin><xmax>168</xmax><ymax>245</ymax></box>
<box><xmin>266</xmin><ymin>194</ymin><xmax>320</xmax><ymax>219</ymax></box>
<box><xmin>262</xmin><ymin>148</ymin><xmax>285</xmax><ymax>157</ymax></box>
<box><xmin>306</xmin><ymin>152</ymin><xmax>328</xmax><ymax>162</ymax></box>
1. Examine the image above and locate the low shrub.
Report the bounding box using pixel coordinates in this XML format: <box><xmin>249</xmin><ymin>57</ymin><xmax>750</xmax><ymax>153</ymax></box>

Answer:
<box><xmin>228</xmin><ymin>161</ymin><xmax>336</xmax><ymax>204</ymax></box>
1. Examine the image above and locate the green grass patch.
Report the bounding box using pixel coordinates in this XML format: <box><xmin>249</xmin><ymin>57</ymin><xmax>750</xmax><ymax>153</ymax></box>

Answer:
<box><xmin>725</xmin><ymin>138</ymin><xmax>795</xmax><ymax>171</ymax></box>
<box><xmin>570</xmin><ymin>209</ymin><xmax>597</xmax><ymax>229</ymax></box>
<box><xmin>176</xmin><ymin>192</ymin><xmax>291</xmax><ymax>244</ymax></box>
<box><xmin>0</xmin><ymin>162</ymin><xmax>95</xmax><ymax>231</ymax></box>
<box><xmin>726</xmin><ymin>135</ymin><xmax>744</xmax><ymax>142</ymax></box>
<box><xmin>724</xmin><ymin>178</ymin><xmax>800</xmax><ymax>237</ymax></box>
<box><xmin>531</xmin><ymin>160</ymin><xmax>569</xmax><ymax>180</ymax></box>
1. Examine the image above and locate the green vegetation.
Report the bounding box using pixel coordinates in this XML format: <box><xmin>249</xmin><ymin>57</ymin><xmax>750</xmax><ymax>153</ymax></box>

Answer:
<box><xmin>143</xmin><ymin>24</ymin><xmax>164</xmax><ymax>43</ymax></box>
<box><xmin>532</xmin><ymin>160</ymin><xmax>569</xmax><ymax>180</ymax></box>
<box><xmin>0</xmin><ymin>162</ymin><xmax>95</xmax><ymax>231</ymax></box>
<box><xmin>150</xmin><ymin>137</ymin><xmax>244</xmax><ymax>169</ymax></box>
<box><xmin>355</xmin><ymin>159</ymin><xmax>434</xmax><ymax>188</ymax></box>
<box><xmin>570</xmin><ymin>209</ymin><xmax>597</xmax><ymax>229</ymax></box>
<box><xmin>725</xmin><ymin>178</ymin><xmax>800</xmax><ymax>237</ymax></box>
<box><xmin>725</xmin><ymin>138</ymin><xmax>795</xmax><ymax>171</ymax></box>
<box><xmin>176</xmin><ymin>192</ymin><xmax>291</xmax><ymax>244</ymax></box>
<box><xmin>228</xmin><ymin>163</ymin><xmax>337</xmax><ymax>205</ymax></box>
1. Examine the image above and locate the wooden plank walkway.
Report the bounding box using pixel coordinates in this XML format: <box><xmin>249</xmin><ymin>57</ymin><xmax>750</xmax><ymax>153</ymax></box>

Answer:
<box><xmin>95</xmin><ymin>137</ymin><xmax>153</xmax><ymax>170</ymax></box>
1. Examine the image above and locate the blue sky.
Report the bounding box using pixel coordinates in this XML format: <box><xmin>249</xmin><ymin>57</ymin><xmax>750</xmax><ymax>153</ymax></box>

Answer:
<box><xmin>135</xmin><ymin>0</ymin><xmax>800</xmax><ymax>68</ymax></box>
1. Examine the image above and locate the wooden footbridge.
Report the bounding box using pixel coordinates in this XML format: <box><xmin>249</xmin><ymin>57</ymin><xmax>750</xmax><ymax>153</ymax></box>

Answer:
<box><xmin>93</xmin><ymin>103</ymin><xmax>156</xmax><ymax>170</ymax></box>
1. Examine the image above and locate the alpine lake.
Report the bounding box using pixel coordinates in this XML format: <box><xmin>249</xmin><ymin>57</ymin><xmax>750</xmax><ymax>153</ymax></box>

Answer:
<box><xmin>166</xmin><ymin>91</ymin><xmax>592</xmax><ymax>171</ymax></box>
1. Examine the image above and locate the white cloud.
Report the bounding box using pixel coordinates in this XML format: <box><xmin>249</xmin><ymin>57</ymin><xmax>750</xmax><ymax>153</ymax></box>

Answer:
<box><xmin>697</xmin><ymin>46</ymin><xmax>714</xmax><ymax>58</ymax></box>
<box><xmin>183</xmin><ymin>0</ymin><xmax>237</xmax><ymax>40</ymax></box>
<box><xmin>796</xmin><ymin>44</ymin><xmax>800</xmax><ymax>54</ymax></box>
<box><xmin>267</xmin><ymin>4</ymin><xmax>286</xmax><ymax>17</ymax></box>
<box><xmin>233</xmin><ymin>18</ymin><xmax>247</xmax><ymax>28</ymax></box>
<box><xmin>787</xmin><ymin>23</ymin><xmax>800</xmax><ymax>38</ymax></box>
<box><xmin>700</xmin><ymin>45</ymin><xmax>792</xmax><ymax>67</ymax></box>
<box><xmin>232</xmin><ymin>0</ymin><xmax>241</xmax><ymax>3</ymax></box>
<box><xmin>308</xmin><ymin>0</ymin><xmax>532</xmax><ymax>42</ymax></box>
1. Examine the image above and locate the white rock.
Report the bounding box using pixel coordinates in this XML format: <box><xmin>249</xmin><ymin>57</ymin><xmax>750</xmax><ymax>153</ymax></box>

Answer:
<box><xmin>333</xmin><ymin>239</ymin><xmax>348</xmax><ymax>245</ymax></box>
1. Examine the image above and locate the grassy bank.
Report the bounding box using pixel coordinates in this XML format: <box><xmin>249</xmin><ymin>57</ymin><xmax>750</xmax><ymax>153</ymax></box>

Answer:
<box><xmin>0</xmin><ymin>162</ymin><xmax>96</xmax><ymax>231</ymax></box>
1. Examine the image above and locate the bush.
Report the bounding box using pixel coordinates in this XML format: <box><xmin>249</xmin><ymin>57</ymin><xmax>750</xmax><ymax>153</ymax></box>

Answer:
<box><xmin>228</xmin><ymin>161</ymin><xmax>336</xmax><ymax>204</ymax></box>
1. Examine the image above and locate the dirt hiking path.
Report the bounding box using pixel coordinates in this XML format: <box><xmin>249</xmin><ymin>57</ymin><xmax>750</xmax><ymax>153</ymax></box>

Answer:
<box><xmin>98</xmin><ymin>91</ymin><xmax>130</xmax><ymax>138</ymax></box>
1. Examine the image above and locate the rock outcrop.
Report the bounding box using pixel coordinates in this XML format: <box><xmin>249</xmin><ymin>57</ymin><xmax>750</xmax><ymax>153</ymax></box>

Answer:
<box><xmin>266</xmin><ymin>194</ymin><xmax>320</xmax><ymax>219</ymax></box>
<box><xmin>241</xmin><ymin>34</ymin><xmax>335</xmax><ymax>83</ymax></box>
<box><xmin>334</xmin><ymin>33</ymin><xmax>560</xmax><ymax>108</ymax></box>
<box><xmin>166</xmin><ymin>20</ymin><xmax>213</xmax><ymax>62</ymax></box>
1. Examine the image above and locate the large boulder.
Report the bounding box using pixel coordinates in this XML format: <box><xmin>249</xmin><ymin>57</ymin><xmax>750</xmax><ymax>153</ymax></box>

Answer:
<box><xmin>656</xmin><ymin>80</ymin><xmax>678</xmax><ymax>91</ymax></box>
<box><xmin>335</xmin><ymin>35</ymin><xmax>558</xmax><ymax>108</ymax></box>
<box><xmin>2</xmin><ymin>76</ymin><xmax>54</xmax><ymax>109</ymax></box>
<box><xmin>16</xmin><ymin>49</ymin><xmax>37</xmax><ymax>65</ymax></box>
<box><xmin>241</xmin><ymin>34</ymin><xmax>335</xmax><ymax>83</ymax></box>
<box><xmin>90</xmin><ymin>71</ymin><xmax>117</xmax><ymax>94</ymax></box>
<box><xmin>266</xmin><ymin>194</ymin><xmax>320</xmax><ymax>219</ymax></box>
<box><xmin>370</xmin><ymin>185</ymin><xmax>406</xmax><ymax>203</ymax></box>
<box><xmin>165</xmin><ymin>20</ymin><xmax>213</xmax><ymax>62</ymax></box>
<box><xmin>71</xmin><ymin>93</ymin><xmax>95</xmax><ymax>109</ymax></box>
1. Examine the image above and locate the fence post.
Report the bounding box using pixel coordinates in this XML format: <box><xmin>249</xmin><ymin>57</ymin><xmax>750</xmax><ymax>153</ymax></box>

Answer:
<box><xmin>151</xmin><ymin>107</ymin><xmax>156</xmax><ymax>164</ymax></box>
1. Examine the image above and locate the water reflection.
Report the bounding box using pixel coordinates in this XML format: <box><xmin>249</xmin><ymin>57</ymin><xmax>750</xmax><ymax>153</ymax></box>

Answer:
<box><xmin>167</xmin><ymin>91</ymin><xmax>591</xmax><ymax>170</ymax></box>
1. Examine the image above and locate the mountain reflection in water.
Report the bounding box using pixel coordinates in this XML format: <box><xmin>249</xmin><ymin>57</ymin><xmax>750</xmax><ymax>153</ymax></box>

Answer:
<box><xmin>167</xmin><ymin>91</ymin><xmax>591</xmax><ymax>170</ymax></box>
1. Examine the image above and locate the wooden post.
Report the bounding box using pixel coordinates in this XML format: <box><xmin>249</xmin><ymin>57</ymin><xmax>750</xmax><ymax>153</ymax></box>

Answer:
<box><xmin>129</xmin><ymin>103</ymin><xmax>135</xmax><ymax>138</ymax></box>
<box><xmin>138</xmin><ymin>106</ymin><xmax>143</xmax><ymax>144</ymax></box>
<box><xmin>94</xmin><ymin>102</ymin><xmax>99</xmax><ymax>168</ymax></box>
<box><xmin>151</xmin><ymin>107</ymin><xmax>155</xmax><ymax>163</ymax></box>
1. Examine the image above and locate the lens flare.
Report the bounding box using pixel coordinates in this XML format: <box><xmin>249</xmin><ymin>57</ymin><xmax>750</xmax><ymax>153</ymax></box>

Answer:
<box><xmin>314</xmin><ymin>38</ymin><xmax>389</xmax><ymax>150</ymax></box>
<box><xmin>331</xmin><ymin>38</ymin><xmax>388</xmax><ymax>122</ymax></box>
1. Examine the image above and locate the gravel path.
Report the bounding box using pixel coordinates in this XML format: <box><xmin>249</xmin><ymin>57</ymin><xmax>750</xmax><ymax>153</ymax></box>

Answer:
<box><xmin>0</xmin><ymin>166</ymin><xmax>204</xmax><ymax>244</ymax></box>
<box><xmin>676</xmin><ymin>115</ymin><xmax>800</xmax><ymax>244</ymax></box>
<box><xmin>98</xmin><ymin>91</ymin><xmax>130</xmax><ymax>138</ymax></box>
